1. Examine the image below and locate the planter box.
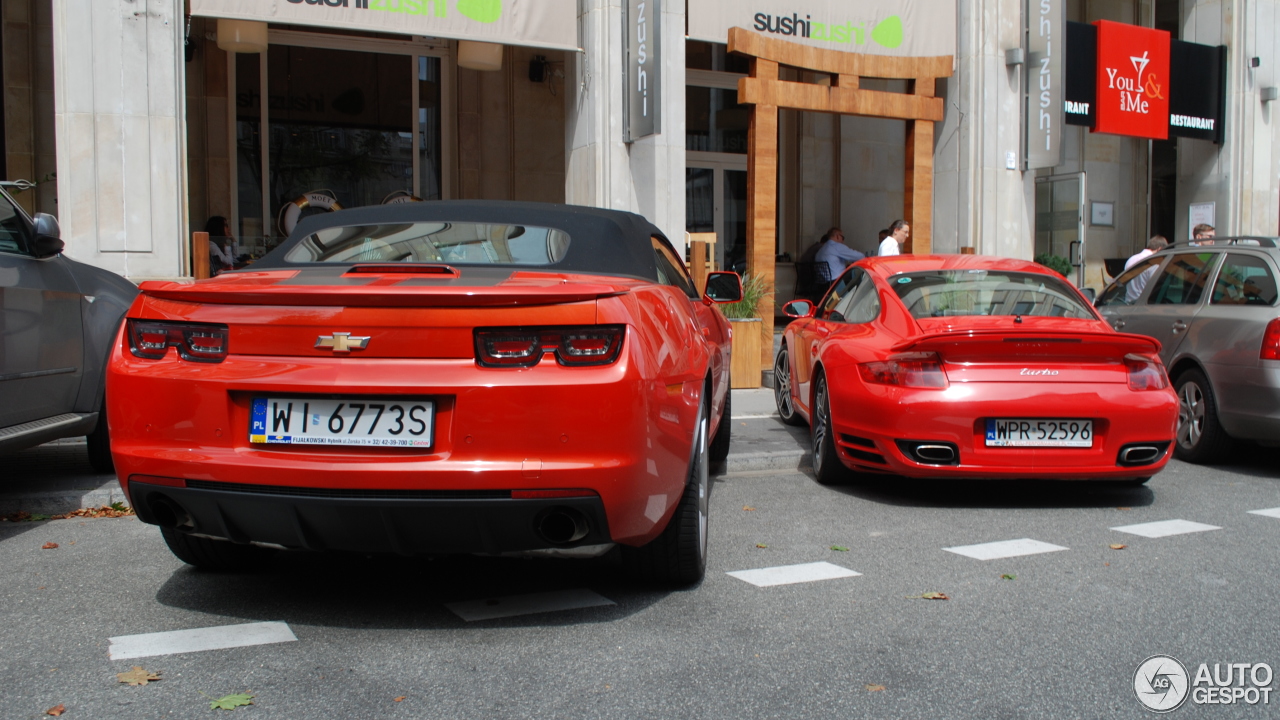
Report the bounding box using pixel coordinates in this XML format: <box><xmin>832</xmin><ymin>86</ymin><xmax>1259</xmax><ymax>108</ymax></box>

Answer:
<box><xmin>728</xmin><ymin>318</ymin><xmax>762</xmax><ymax>389</ymax></box>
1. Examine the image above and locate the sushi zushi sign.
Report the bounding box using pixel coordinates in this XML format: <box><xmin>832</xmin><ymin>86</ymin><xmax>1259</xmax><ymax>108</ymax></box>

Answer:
<box><xmin>687</xmin><ymin>0</ymin><xmax>956</xmax><ymax>57</ymax></box>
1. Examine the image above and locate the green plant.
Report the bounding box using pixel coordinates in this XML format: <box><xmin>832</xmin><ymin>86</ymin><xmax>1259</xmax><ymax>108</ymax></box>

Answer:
<box><xmin>1034</xmin><ymin>253</ymin><xmax>1072</xmax><ymax>277</ymax></box>
<box><xmin>717</xmin><ymin>272</ymin><xmax>774</xmax><ymax>319</ymax></box>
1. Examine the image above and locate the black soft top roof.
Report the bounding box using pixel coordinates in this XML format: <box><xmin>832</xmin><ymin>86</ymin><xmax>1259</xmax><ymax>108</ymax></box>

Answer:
<box><xmin>249</xmin><ymin>200</ymin><xmax>667</xmax><ymax>282</ymax></box>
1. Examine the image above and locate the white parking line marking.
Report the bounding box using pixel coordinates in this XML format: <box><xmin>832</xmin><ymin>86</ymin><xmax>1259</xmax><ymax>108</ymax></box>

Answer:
<box><xmin>1111</xmin><ymin>519</ymin><xmax>1222</xmax><ymax>538</ymax></box>
<box><xmin>726</xmin><ymin>561</ymin><xmax>861</xmax><ymax>587</ymax></box>
<box><xmin>108</xmin><ymin>621</ymin><xmax>297</xmax><ymax>660</ymax></box>
<box><xmin>731</xmin><ymin>414</ymin><xmax>779</xmax><ymax>420</ymax></box>
<box><xmin>445</xmin><ymin>589</ymin><xmax>615</xmax><ymax>622</ymax></box>
<box><xmin>1248</xmin><ymin>507</ymin><xmax>1280</xmax><ymax>519</ymax></box>
<box><xmin>943</xmin><ymin>538</ymin><xmax>1068</xmax><ymax>561</ymax></box>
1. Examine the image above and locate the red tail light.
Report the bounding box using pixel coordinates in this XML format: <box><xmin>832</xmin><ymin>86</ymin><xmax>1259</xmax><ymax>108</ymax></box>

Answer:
<box><xmin>475</xmin><ymin>325</ymin><xmax>625</xmax><ymax>368</ymax></box>
<box><xmin>1262</xmin><ymin>318</ymin><xmax>1280</xmax><ymax>360</ymax></box>
<box><xmin>1124</xmin><ymin>353</ymin><xmax>1169</xmax><ymax>391</ymax></box>
<box><xmin>127</xmin><ymin>319</ymin><xmax>229</xmax><ymax>363</ymax></box>
<box><xmin>859</xmin><ymin>352</ymin><xmax>949</xmax><ymax>389</ymax></box>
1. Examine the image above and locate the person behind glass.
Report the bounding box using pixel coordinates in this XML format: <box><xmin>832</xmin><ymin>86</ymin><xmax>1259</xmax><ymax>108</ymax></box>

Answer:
<box><xmin>814</xmin><ymin>227</ymin><xmax>864</xmax><ymax>283</ymax></box>
<box><xmin>1124</xmin><ymin>235</ymin><xmax>1167</xmax><ymax>304</ymax></box>
<box><xmin>1190</xmin><ymin>223</ymin><xmax>1215</xmax><ymax>245</ymax></box>
<box><xmin>879</xmin><ymin>220</ymin><xmax>909</xmax><ymax>256</ymax></box>
<box><xmin>204</xmin><ymin>216</ymin><xmax>239</xmax><ymax>276</ymax></box>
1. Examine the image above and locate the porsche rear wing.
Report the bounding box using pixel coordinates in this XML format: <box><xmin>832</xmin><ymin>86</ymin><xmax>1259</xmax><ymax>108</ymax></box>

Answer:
<box><xmin>891</xmin><ymin>330</ymin><xmax>1162</xmax><ymax>361</ymax></box>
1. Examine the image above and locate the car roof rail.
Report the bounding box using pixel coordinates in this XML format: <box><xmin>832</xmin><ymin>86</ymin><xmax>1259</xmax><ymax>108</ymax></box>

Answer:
<box><xmin>1165</xmin><ymin>236</ymin><xmax>1278</xmax><ymax>249</ymax></box>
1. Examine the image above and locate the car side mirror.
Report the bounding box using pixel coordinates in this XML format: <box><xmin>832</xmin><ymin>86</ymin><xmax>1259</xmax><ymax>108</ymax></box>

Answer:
<box><xmin>1080</xmin><ymin>287</ymin><xmax>1097</xmax><ymax>303</ymax></box>
<box><xmin>704</xmin><ymin>271</ymin><xmax>743</xmax><ymax>303</ymax></box>
<box><xmin>783</xmin><ymin>300</ymin><xmax>814</xmax><ymax>318</ymax></box>
<box><xmin>31</xmin><ymin>213</ymin><xmax>64</xmax><ymax>258</ymax></box>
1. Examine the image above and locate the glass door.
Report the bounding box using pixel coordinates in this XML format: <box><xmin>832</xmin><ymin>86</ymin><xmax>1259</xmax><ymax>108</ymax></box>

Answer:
<box><xmin>685</xmin><ymin>161</ymin><xmax>747</xmax><ymax>271</ymax></box>
<box><xmin>1035</xmin><ymin>172</ymin><xmax>1086</xmax><ymax>286</ymax></box>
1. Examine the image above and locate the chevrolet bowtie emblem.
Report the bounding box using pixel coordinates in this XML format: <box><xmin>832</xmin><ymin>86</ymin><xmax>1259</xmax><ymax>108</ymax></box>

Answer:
<box><xmin>315</xmin><ymin>332</ymin><xmax>370</xmax><ymax>353</ymax></box>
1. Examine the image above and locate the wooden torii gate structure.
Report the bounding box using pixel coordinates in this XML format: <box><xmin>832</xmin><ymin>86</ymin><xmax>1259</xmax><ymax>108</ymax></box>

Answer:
<box><xmin>728</xmin><ymin>27</ymin><xmax>954</xmax><ymax>371</ymax></box>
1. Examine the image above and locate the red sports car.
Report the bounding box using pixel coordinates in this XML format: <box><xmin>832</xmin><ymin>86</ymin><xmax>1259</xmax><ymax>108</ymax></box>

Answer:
<box><xmin>774</xmin><ymin>255</ymin><xmax>1179</xmax><ymax>485</ymax></box>
<box><xmin>107</xmin><ymin>202</ymin><xmax>741</xmax><ymax>585</ymax></box>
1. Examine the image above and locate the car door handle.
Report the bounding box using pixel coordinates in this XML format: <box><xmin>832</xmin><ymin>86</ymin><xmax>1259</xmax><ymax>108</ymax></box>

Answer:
<box><xmin>1111</xmin><ymin>319</ymin><xmax>1126</xmax><ymax>330</ymax></box>
<box><xmin>1171</xmin><ymin>320</ymin><xmax>1187</xmax><ymax>333</ymax></box>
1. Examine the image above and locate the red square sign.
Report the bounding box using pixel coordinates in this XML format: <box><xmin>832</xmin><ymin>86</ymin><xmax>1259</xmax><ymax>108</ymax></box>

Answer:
<box><xmin>1094</xmin><ymin>20</ymin><xmax>1170</xmax><ymax>139</ymax></box>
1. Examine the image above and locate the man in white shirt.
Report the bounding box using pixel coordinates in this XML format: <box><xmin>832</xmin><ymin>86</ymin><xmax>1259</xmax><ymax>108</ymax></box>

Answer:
<box><xmin>1123</xmin><ymin>235</ymin><xmax>1168</xmax><ymax>304</ymax></box>
<box><xmin>814</xmin><ymin>227</ymin><xmax>864</xmax><ymax>282</ymax></box>
<box><xmin>879</xmin><ymin>220</ymin><xmax>909</xmax><ymax>256</ymax></box>
<box><xmin>1124</xmin><ymin>235</ymin><xmax>1168</xmax><ymax>270</ymax></box>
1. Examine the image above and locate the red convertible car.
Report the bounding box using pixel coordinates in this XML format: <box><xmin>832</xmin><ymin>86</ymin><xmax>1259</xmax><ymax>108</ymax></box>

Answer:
<box><xmin>774</xmin><ymin>255</ymin><xmax>1179</xmax><ymax>485</ymax></box>
<box><xmin>107</xmin><ymin>202</ymin><xmax>740</xmax><ymax>585</ymax></box>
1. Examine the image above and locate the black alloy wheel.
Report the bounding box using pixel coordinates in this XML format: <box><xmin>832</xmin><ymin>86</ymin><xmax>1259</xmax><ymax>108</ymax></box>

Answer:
<box><xmin>160</xmin><ymin>528</ymin><xmax>273</xmax><ymax>572</ymax></box>
<box><xmin>812</xmin><ymin>373</ymin><xmax>852</xmax><ymax>486</ymax></box>
<box><xmin>709</xmin><ymin>382</ymin><xmax>732</xmax><ymax>462</ymax></box>
<box><xmin>1174</xmin><ymin>369</ymin><xmax>1231</xmax><ymax>464</ymax></box>
<box><xmin>774</xmin><ymin>345</ymin><xmax>806</xmax><ymax>426</ymax></box>
<box><xmin>624</xmin><ymin>393</ymin><xmax>710</xmax><ymax>586</ymax></box>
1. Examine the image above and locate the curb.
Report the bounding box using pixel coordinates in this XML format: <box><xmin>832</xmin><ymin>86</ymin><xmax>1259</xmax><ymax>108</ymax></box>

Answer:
<box><xmin>717</xmin><ymin>449</ymin><xmax>812</xmax><ymax>474</ymax></box>
<box><xmin>0</xmin><ymin>485</ymin><xmax>128</xmax><ymax>516</ymax></box>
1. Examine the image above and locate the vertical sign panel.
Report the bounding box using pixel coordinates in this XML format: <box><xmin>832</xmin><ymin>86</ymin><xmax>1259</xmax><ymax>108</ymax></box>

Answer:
<box><xmin>626</xmin><ymin>0</ymin><xmax>662</xmax><ymax>141</ymax></box>
<box><xmin>1026</xmin><ymin>0</ymin><xmax>1064</xmax><ymax>169</ymax></box>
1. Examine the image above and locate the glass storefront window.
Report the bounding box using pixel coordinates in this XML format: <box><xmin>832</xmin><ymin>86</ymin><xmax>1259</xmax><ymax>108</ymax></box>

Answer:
<box><xmin>686</xmin><ymin>40</ymin><xmax>750</xmax><ymax>73</ymax></box>
<box><xmin>418</xmin><ymin>56</ymin><xmax>442</xmax><ymax>201</ymax></box>
<box><xmin>235</xmin><ymin>54</ymin><xmax>263</xmax><ymax>243</ymax></box>
<box><xmin>686</xmin><ymin>86</ymin><xmax>749</xmax><ymax>153</ymax></box>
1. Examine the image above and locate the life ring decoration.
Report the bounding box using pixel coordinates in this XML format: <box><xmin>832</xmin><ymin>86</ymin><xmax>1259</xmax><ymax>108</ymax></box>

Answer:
<box><xmin>382</xmin><ymin>190</ymin><xmax>424</xmax><ymax>205</ymax></box>
<box><xmin>277</xmin><ymin>190</ymin><xmax>343</xmax><ymax>236</ymax></box>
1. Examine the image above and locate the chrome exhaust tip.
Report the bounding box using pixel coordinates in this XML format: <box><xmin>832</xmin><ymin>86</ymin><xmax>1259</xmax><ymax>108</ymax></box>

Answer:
<box><xmin>535</xmin><ymin>507</ymin><xmax>590</xmax><ymax>545</ymax></box>
<box><xmin>915</xmin><ymin>444</ymin><xmax>957</xmax><ymax>464</ymax></box>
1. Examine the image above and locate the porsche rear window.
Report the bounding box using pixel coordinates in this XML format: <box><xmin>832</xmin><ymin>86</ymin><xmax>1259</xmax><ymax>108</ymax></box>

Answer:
<box><xmin>281</xmin><ymin>222</ymin><xmax>571</xmax><ymax>265</ymax></box>
<box><xmin>890</xmin><ymin>270</ymin><xmax>1095</xmax><ymax>319</ymax></box>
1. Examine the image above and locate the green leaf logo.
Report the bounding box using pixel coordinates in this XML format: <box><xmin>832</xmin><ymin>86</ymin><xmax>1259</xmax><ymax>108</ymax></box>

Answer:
<box><xmin>456</xmin><ymin>0</ymin><xmax>502</xmax><ymax>24</ymax></box>
<box><xmin>871</xmin><ymin>16</ymin><xmax>903</xmax><ymax>49</ymax></box>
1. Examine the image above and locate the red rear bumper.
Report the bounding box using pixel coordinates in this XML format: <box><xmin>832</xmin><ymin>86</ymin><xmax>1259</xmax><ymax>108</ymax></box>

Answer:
<box><xmin>827</xmin><ymin>377</ymin><xmax>1179</xmax><ymax>479</ymax></box>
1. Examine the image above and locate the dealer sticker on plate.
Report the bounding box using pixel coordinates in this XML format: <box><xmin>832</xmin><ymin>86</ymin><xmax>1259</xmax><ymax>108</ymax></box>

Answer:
<box><xmin>250</xmin><ymin>397</ymin><xmax>434</xmax><ymax>447</ymax></box>
<box><xmin>985</xmin><ymin>418</ymin><xmax>1093</xmax><ymax>448</ymax></box>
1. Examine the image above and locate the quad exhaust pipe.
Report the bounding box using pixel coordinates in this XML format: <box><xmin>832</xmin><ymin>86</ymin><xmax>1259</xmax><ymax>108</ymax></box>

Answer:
<box><xmin>896</xmin><ymin>440</ymin><xmax>960</xmax><ymax>466</ymax></box>
<box><xmin>535</xmin><ymin>507</ymin><xmax>590</xmax><ymax>545</ymax></box>
<box><xmin>1118</xmin><ymin>444</ymin><xmax>1163</xmax><ymax>466</ymax></box>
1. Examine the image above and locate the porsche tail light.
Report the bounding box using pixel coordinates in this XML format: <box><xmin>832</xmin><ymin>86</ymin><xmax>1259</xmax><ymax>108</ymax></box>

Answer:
<box><xmin>475</xmin><ymin>325</ymin><xmax>625</xmax><ymax>368</ymax></box>
<box><xmin>1262</xmin><ymin>318</ymin><xmax>1280</xmax><ymax>360</ymax></box>
<box><xmin>859</xmin><ymin>352</ymin><xmax>949</xmax><ymax>389</ymax></box>
<box><xmin>1124</xmin><ymin>353</ymin><xmax>1169</xmax><ymax>391</ymax></box>
<box><xmin>127</xmin><ymin>320</ymin><xmax>229</xmax><ymax>363</ymax></box>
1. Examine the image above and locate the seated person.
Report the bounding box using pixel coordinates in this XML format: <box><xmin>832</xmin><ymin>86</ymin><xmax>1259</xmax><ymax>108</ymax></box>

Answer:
<box><xmin>814</xmin><ymin>227</ymin><xmax>864</xmax><ymax>282</ymax></box>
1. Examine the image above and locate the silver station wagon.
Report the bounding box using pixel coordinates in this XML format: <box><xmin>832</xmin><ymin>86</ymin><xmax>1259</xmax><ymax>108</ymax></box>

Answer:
<box><xmin>1095</xmin><ymin>238</ymin><xmax>1280</xmax><ymax>463</ymax></box>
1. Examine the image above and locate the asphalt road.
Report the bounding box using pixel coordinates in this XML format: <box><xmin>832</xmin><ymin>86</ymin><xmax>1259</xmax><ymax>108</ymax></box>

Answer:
<box><xmin>2</xmin><ymin>423</ymin><xmax>1279</xmax><ymax>719</ymax></box>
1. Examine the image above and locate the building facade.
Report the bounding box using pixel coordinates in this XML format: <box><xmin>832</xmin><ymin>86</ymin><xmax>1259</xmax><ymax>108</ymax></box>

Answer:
<box><xmin>2</xmin><ymin>0</ymin><xmax>1278</xmax><ymax>298</ymax></box>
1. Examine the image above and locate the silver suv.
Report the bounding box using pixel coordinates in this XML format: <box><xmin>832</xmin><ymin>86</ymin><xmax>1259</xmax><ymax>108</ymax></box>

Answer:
<box><xmin>1095</xmin><ymin>238</ymin><xmax>1280</xmax><ymax>463</ymax></box>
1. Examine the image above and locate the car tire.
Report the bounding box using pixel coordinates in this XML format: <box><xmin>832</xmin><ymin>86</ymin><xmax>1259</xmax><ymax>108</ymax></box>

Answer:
<box><xmin>812</xmin><ymin>372</ymin><xmax>852</xmax><ymax>486</ymax></box>
<box><xmin>774</xmin><ymin>345</ymin><xmax>807</xmax><ymax>426</ymax></box>
<box><xmin>1174</xmin><ymin>369</ymin><xmax>1232</xmax><ymax>464</ymax></box>
<box><xmin>86</xmin><ymin>405</ymin><xmax>114</xmax><ymax>474</ymax></box>
<box><xmin>624</xmin><ymin>394</ymin><xmax>710</xmax><ymax>587</ymax></box>
<box><xmin>160</xmin><ymin>528</ymin><xmax>272</xmax><ymax>572</ymax></box>
<box><xmin>709</xmin><ymin>383</ymin><xmax>731</xmax><ymax>463</ymax></box>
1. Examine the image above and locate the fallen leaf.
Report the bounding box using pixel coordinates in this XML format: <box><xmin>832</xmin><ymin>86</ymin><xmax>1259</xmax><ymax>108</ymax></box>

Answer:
<box><xmin>393</xmin><ymin>696</ymin><xmax>406</xmax><ymax>702</ymax></box>
<box><xmin>116</xmin><ymin>667</ymin><xmax>161</xmax><ymax>686</ymax></box>
<box><xmin>755</xmin><ymin>543</ymin><xmax>768</xmax><ymax>548</ymax></box>
<box><xmin>742</xmin><ymin>506</ymin><xmax>755</xmax><ymax>511</ymax></box>
<box><xmin>865</xmin><ymin>684</ymin><xmax>886</xmax><ymax>692</ymax></box>
<box><xmin>1116</xmin><ymin>507</ymin><xmax>1131</xmax><ymax>511</ymax></box>
<box><xmin>41</xmin><ymin>542</ymin><xmax>59</xmax><ymax>550</ymax></box>
<box><xmin>1109</xmin><ymin>544</ymin><xmax>1127</xmax><ymax>550</ymax></box>
<box><xmin>209</xmin><ymin>693</ymin><xmax>254</xmax><ymax>711</ymax></box>
<box><xmin>46</xmin><ymin>705</ymin><xmax>65</xmax><ymax>716</ymax></box>
<box><xmin>908</xmin><ymin>591</ymin><xmax>949</xmax><ymax>600</ymax></box>
<box><xmin>830</xmin><ymin>545</ymin><xmax>849</xmax><ymax>552</ymax></box>
<box><xmin>1001</xmin><ymin>574</ymin><xmax>1016</xmax><ymax>580</ymax></box>
<box><xmin>1104</xmin><ymin>562</ymin><xmax>1111</xmax><ymax>566</ymax></box>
